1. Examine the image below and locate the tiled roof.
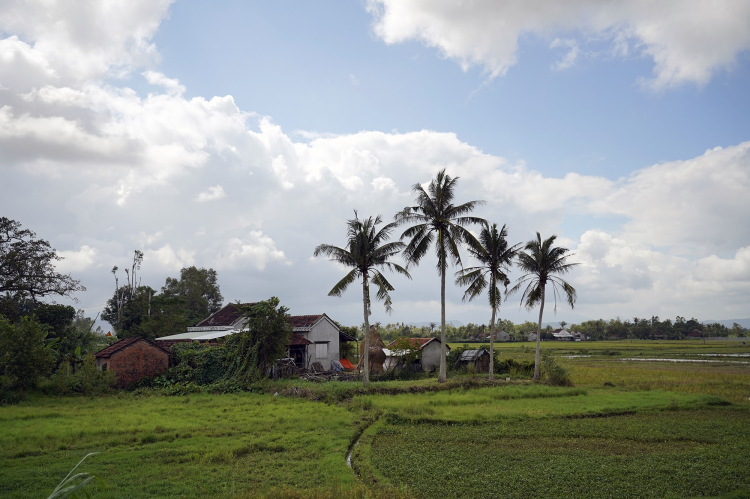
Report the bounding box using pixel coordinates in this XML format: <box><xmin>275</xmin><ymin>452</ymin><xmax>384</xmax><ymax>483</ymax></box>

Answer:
<box><xmin>94</xmin><ymin>337</ymin><xmax>168</xmax><ymax>358</ymax></box>
<box><xmin>196</xmin><ymin>303</ymin><xmax>256</xmax><ymax>327</ymax></box>
<box><xmin>289</xmin><ymin>333</ymin><xmax>313</xmax><ymax>346</ymax></box>
<box><xmin>289</xmin><ymin>315</ymin><xmax>323</xmax><ymax>328</ymax></box>
<box><xmin>386</xmin><ymin>337</ymin><xmax>441</xmax><ymax>350</ymax></box>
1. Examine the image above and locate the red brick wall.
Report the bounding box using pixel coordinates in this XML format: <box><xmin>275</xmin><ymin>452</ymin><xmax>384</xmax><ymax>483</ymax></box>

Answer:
<box><xmin>104</xmin><ymin>341</ymin><xmax>169</xmax><ymax>388</ymax></box>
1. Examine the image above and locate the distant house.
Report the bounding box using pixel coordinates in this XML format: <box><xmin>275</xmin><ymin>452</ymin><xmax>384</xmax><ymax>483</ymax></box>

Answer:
<box><xmin>552</xmin><ymin>328</ymin><xmax>575</xmax><ymax>341</ymax></box>
<box><xmin>526</xmin><ymin>332</ymin><xmax>538</xmax><ymax>342</ymax></box>
<box><xmin>489</xmin><ymin>330</ymin><xmax>510</xmax><ymax>342</ymax></box>
<box><xmin>687</xmin><ymin>329</ymin><xmax>702</xmax><ymax>338</ymax></box>
<box><xmin>156</xmin><ymin>303</ymin><xmax>355</xmax><ymax>370</ymax></box>
<box><xmin>385</xmin><ymin>337</ymin><xmax>450</xmax><ymax>371</ymax></box>
<box><xmin>459</xmin><ymin>349</ymin><xmax>491</xmax><ymax>372</ymax></box>
<box><xmin>95</xmin><ymin>337</ymin><xmax>169</xmax><ymax>388</ymax></box>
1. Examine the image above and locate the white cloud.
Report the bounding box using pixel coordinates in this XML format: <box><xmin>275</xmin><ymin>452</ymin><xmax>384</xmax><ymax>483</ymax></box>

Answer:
<box><xmin>143</xmin><ymin>71</ymin><xmax>186</xmax><ymax>95</ymax></box>
<box><xmin>215</xmin><ymin>232</ymin><xmax>289</xmax><ymax>271</ymax></box>
<box><xmin>144</xmin><ymin>244</ymin><xmax>195</xmax><ymax>271</ymax></box>
<box><xmin>56</xmin><ymin>245</ymin><xmax>98</xmax><ymax>273</ymax></box>
<box><xmin>367</xmin><ymin>0</ymin><xmax>750</xmax><ymax>88</ymax></box>
<box><xmin>550</xmin><ymin>38</ymin><xmax>580</xmax><ymax>71</ymax></box>
<box><xmin>197</xmin><ymin>185</ymin><xmax>227</xmax><ymax>202</ymax></box>
<box><xmin>1</xmin><ymin>0</ymin><xmax>749</xmax><ymax>324</ymax></box>
<box><xmin>349</xmin><ymin>74</ymin><xmax>359</xmax><ymax>85</ymax></box>
<box><xmin>0</xmin><ymin>0</ymin><xmax>173</xmax><ymax>90</ymax></box>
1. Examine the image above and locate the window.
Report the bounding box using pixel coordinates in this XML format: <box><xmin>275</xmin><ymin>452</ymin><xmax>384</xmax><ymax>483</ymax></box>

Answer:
<box><xmin>315</xmin><ymin>342</ymin><xmax>328</xmax><ymax>359</ymax></box>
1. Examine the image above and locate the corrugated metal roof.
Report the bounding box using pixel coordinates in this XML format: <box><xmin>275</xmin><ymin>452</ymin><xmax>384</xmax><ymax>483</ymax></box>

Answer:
<box><xmin>459</xmin><ymin>349</ymin><xmax>488</xmax><ymax>361</ymax></box>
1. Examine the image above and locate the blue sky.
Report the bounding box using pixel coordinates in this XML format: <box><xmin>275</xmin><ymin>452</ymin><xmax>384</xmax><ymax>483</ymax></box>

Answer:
<box><xmin>1</xmin><ymin>0</ymin><xmax>750</xmax><ymax>327</ymax></box>
<box><xmin>148</xmin><ymin>0</ymin><xmax>750</xmax><ymax>180</ymax></box>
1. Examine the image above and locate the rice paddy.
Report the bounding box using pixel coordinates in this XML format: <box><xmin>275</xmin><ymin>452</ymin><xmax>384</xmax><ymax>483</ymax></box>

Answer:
<box><xmin>1</xmin><ymin>339</ymin><xmax>748</xmax><ymax>498</ymax></box>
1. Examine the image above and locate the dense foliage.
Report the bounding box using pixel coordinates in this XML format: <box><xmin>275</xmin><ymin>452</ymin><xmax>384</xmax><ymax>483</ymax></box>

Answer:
<box><xmin>102</xmin><ymin>262</ymin><xmax>224</xmax><ymax>340</ymax></box>
<box><xmin>0</xmin><ymin>315</ymin><xmax>56</xmax><ymax>400</ymax></box>
<box><xmin>224</xmin><ymin>298</ymin><xmax>293</xmax><ymax>383</ymax></box>
<box><xmin>0</xmin><ymin>217</ymin><xmax>85</xmax><ymax>300</ymax></box>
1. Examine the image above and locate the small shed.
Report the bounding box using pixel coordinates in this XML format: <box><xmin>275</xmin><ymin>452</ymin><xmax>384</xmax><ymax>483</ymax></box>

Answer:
<box><xmin>459</xmin><ymin>349</ymin><xmax>491</xmax><ymax>372</ymax></box>
<box><xmin>385</xmin><ymin>337</ymin><xmax>451</xmax><ymax>371</ymax></box>
<box><xmin>490</xmin><ymin>330</ymin><xmax>510</xmax><ymax>342</ymax></box>
<box><xmin>94</xmin><ymin>337</ymin><xmax>169</xmax><ymax>388</ymax></box>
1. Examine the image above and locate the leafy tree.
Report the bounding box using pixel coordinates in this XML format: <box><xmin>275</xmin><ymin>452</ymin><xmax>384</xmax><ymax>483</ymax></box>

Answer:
<box><xmin>224</xmin><ymin>298</ymin><xmax>292</xmax><ymax>383</ymax></box>
<box><xmin>161</xmin><ymin>266</ymin><xmax>223</xmax><ymax>325</ymax></box>
<box><xmin>138</xmin><ymin>295</ymin><xmax>193</xmax><ymax>340</ymax></box>
<box><xmin>455</xmin><ymin>222</ymin><xmax>519</xmax><ymax>380</ymax></box>
<box><xmin>510</xmin><ymin>233</ymin><xmax>579</xmax><ymax>380</ymax></box>
<box><xmin>395</xmin><ymin>169</ymin><xmax>485</xmax><ymax>383</ymax></box>
<box><xmin>0</xmin><ymin>315</ymin><xmax>56</xmax><ymax>397</ymax></box>
<box><xmin>0</xmin><ymin>217</ymin><xmax>85</xmax><ymax>301</ymax></box>
<box><xmin>101</xmin><ymin>285</ymin><xmax>155</xmax><ymax>338</ymax></box>
<box><xmin>314</xmin><ymin>212</ymin><xmax>410</xmax><ymax>385</ymax></box>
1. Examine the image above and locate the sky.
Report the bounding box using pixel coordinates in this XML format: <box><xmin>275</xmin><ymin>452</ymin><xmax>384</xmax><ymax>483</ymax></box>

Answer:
<box><xmin>1</xmin><ymin>0</ymin><xmax>750</xmax><ymax>329</ymax></box>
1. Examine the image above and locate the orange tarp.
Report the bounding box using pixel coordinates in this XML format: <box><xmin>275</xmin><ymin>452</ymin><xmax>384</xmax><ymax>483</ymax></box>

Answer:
<box><xmin>339</xmin><ymin>358</ymin><xmax>355</xmax><ymax>370</ymax></box>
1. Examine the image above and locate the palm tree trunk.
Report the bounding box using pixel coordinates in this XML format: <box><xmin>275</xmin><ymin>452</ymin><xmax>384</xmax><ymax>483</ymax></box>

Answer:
<box><xmin>438</xmin><ymin>258</ymin><xmax>447</xmax><ymax>383</ymax></box>
<box><xmin>362</xmin><ymin>276</ymin><xmax>370</xmax><ymax>386</ymax></box>
<box><xmin>489</xmin><ymin>305</ymin><xmax>496</xmax><ymax>381</ymax></box>
<box><xmin>534</xmin><ymin>286</ymin><xmax>545</xmax><ymax>381</ymax></box>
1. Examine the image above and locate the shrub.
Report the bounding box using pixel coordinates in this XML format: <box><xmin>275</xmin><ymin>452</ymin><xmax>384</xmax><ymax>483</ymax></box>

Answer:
<box><xmin>0</xmin><ymin>315</ymin><xmax>56</xmax><ymax>399</ymax></box>
<box><xmin>541</xmin><ymin>351</ymin><xmax>573</xmax><ymax>386</ymax></box>
<box><xmin>48</xmin><ymin>354</ymin><xmax>116</xmax><ymax>395</ymax></box>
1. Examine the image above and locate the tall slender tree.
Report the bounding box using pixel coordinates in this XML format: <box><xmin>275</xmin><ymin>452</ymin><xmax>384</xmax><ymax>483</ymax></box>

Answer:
<box><xmin>395</xmin><ymin>169</ymin><xmax>485</xmax><ymax>383</ymax></box>
<box><xmin>314</xmin><ymin>212</ymin><xmax>410</xmax><ymax>385</ymax></box>
<box><xmin>455</xmin><ymin>223</ymin><xmax>519</xmax><ymax>380</ymax></box>
<box><xmin>509</xmin><ymin>233</ymin><xmax>579</xmax><ymax>380</ymax></box>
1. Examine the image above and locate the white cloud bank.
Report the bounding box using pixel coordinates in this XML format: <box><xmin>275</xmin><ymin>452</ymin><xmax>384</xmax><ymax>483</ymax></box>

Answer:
<box><xmin>367</xmin><ymin>0</ymin><xmax>750</xmax><ymax>88</ymax></box>
<box><xmin>1</xmin><ymin>0</ymin><xmax>749</xmax><ymax>323</ymax></box>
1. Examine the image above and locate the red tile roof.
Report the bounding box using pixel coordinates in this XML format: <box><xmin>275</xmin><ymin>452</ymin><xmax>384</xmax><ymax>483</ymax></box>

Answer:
<box><xmin>95</xmin><ymin>337</ymin><xmax>168</xmax><ymax>359</ymax></box>
<box><xmin>289</xmin><ymin>315</ymin><xmax>323</xmax><ymax>328</ymax></box>
<box><xmin>289</xmin><ymin>333</ymin><xmax>313</xmax><ymax>346</ymax></box>
<box><xmin>386</xmin><ymin>337</ymin><xmax>444</xmax><ymax>350</ymax></box>
<box><xmin>196</xmin><ymin>303</ymin><xmax>256</xmax><ymax>327</ymax></box>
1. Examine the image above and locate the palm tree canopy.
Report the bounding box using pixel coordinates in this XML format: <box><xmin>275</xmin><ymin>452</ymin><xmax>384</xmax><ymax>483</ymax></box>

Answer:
<box><xmin>313</xmin><ymin>212</ymin><xmax>411</xmax><ymax>314</ymax></box>
<box><xmin>510</xmin><ymin>232</ymin><xmax>579</xmax><ymax>312</ymax></box>
<box><xmin>455</xmin><ymin>222</ymin><xmax>520</xmax><ymax>310</ymax></box>
<box><xmin>394</xmin><ymin>169</ymin><xmax>485</xmax><ymax>271</ymax></box>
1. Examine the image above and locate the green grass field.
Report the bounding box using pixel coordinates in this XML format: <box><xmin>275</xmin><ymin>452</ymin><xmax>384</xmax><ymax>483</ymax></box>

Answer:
<box><xmin>2</xmin><ymin>340</ymin><xmax>749</xmax><ymax>498</ymax></box>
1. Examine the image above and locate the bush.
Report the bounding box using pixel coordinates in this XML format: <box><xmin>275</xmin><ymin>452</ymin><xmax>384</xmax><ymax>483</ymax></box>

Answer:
<box><xmin>0</xmin><ymin>315</ymin><xmax>56</xmax><ymax>399</ymax></box>
<box><xmin>541</xmin><ymin>351</ymin><xmax>573</xmax><ymax>386</ymax></box>
<box><xmin>48</xmin><ymin>354</ymin><xmax>116</xmax><ymax>395</ymax></box>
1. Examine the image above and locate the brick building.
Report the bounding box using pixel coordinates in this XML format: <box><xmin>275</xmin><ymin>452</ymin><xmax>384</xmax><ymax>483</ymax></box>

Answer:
<box><xmin>95</xmin><ymin>337</ymin><xmax>169</xmax><ymax>388</ymax></box>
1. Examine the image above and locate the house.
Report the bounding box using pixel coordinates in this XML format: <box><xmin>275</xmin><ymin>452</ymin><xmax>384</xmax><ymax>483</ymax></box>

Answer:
<box><xmin>489</xmin><ymin>330</ymin><xmax>510</xmax><ymax>342</ymax></box>
<box><xmin>94</xmin><ymin>337</ymin><xmax>169</xmax><ymax>388</ymax></box>
<box><xmin>289</xmin><ymin>314</ymin><xmax>356</xmax><ymax>369</ymax></box>
<box><xmin>687</xmin><ymin>329</ymin><xmax>702</xmax><ymax>338</ymax></box>
<box><xmin>155</xmin><ymin>303</ymin><xmax>355</xmax><ymax>370</ymax></box>
<box><xmin>552</xmin><ymin>328</ymin><xmax>575</xmax><ymax>341</ymax></box>
<box><xmin>385</xmin><ymin>337</ymin><xmax>450</xmax><ymax>371</ymax></box>
<box><xmin>526</xmin><ymin>331</ymin><xmax>538</xmax><ymax>342</ymax></box>
<box><xmin>459</xmin><ymin>349</ymin><xmax>491</xmax><ymax>372</ymax></box>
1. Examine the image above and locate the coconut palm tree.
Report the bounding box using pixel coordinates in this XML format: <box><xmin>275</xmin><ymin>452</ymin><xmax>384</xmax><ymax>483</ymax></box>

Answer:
<box><xmin>509</xmin><ymin>233</ymin><xmax>579</xmax><ymax>380</ymax></box>
<box><xmin>395</xmin><ymin>169</ymin><xmax>485</xmax><ymax>383</ymax></box>
<box><xmin>314</xmin><ymin>212</ymin><xmax>410</xmax><ymax>385</ymax></box>
<box><xmin>455</xmin><ymin>223</ymin><xmax>520</xmax><ymax>380</ymax></box>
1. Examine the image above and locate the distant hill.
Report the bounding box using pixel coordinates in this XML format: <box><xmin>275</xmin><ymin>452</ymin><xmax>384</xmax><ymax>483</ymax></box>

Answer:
<box><xmin>408</xmin><ymin>320</ymin><xmax>464</xmax><ymax>328</ymax></box>
<box><xmin>703</xmin><ymin>318</ymin><xmax>750</xmax><ymax>328</ymax></box>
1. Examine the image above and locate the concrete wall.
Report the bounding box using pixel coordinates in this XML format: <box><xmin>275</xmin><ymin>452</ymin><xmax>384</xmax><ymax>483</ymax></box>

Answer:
<box><xmin>98</xmin><ymin>341</ymin><xmax>169</xmax><ymax>388</ymax></box>
<box><xmin>302</xmin><ymin>317</ymin><xmax>341</xmax><ymax>369</ymax></box>
<box><xmin>420</xmin><ymin>340</ymin><xmax>445</xmax><ymax>370</ymax></box>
